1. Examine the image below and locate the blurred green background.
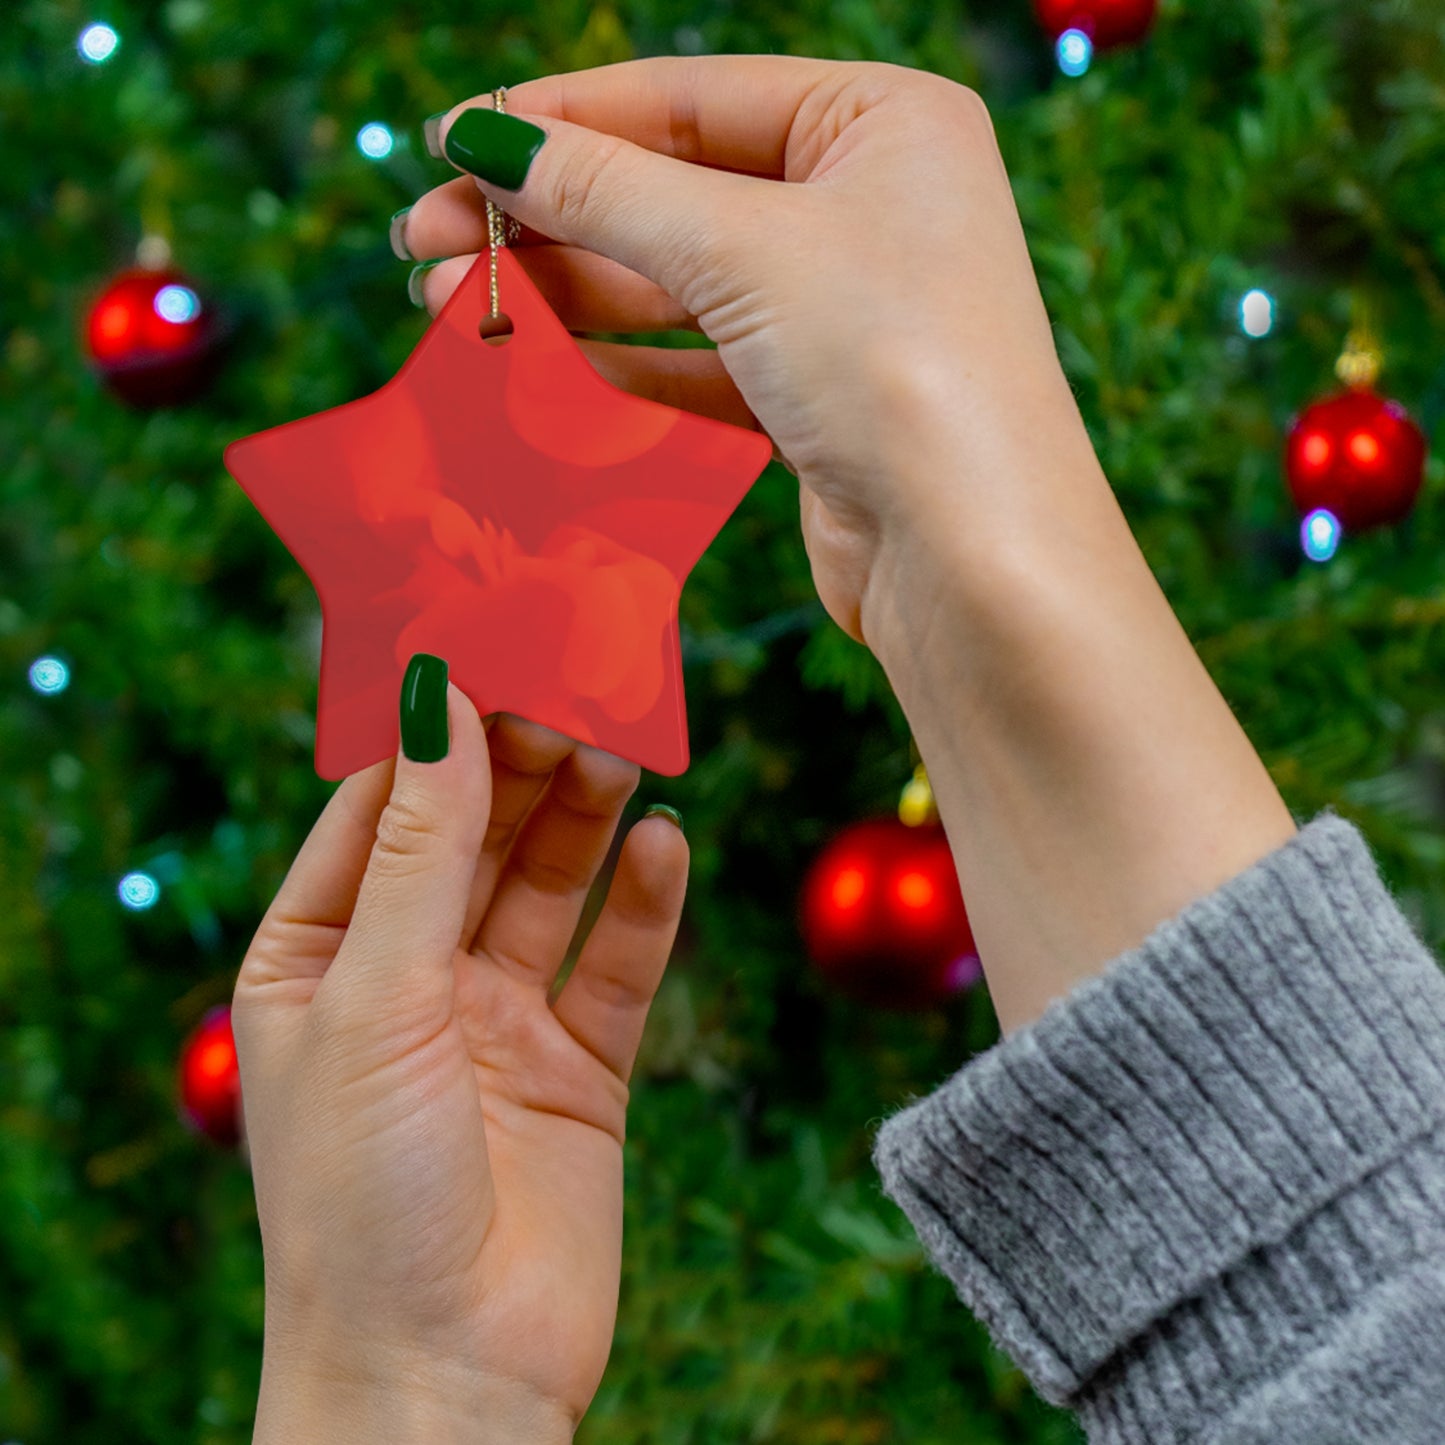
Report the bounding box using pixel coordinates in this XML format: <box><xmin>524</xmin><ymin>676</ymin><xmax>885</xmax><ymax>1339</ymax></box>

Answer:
<box><xmin>4</xmin><ymin>0</ymin><xmax>1445</xmax><ymax>1440</ymax></box>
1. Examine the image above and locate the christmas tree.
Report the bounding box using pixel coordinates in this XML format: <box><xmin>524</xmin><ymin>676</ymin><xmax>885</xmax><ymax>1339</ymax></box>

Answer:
<box><xmin>3</xmin><ymin>1</ymin><xmax>1443</xmax><ymax>1441</ymax></box>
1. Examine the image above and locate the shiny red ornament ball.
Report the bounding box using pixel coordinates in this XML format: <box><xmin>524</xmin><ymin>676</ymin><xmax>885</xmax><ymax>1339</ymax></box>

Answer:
<box><xmin>178</xmin><ymin>1005</ymin><xmax>242</xmax><ymax>1147</ymax></box>
<box><xmin>1285</xmin><ymin>389</ymin><xmax>1427</xmax><ymax>533</ymax></box>
<box><xmin>799</xmin><ymin>818</ymin><xmax>980</xmax><ymax>1011</ymax></box>
<box><xmin>84</xmin><ymin>267</ymin><xmax>220</xmax><ymax>407</ymax></box>
<box><xmin>1034</xmin><ymin>0</ymin><xmax>1157</xmax><ymax>48</ymax></box>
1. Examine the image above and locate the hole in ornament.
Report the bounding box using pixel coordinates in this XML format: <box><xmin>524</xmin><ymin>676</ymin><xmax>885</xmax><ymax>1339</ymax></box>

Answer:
<box><xmin>478</xmin><ymin>313</ymin><xmax>514</xmax><ymax>346</ymax></box>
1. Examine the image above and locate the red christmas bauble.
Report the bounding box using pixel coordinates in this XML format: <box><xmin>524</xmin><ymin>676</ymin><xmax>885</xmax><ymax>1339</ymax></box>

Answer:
<box><xmin>1034</xmin><ymin>0</ymin><xmax>1158</xmax><ymax>48</ymax></box>
<box><xmin>799</xmin><ymin>818</ymin><xmax>980</xmax><ymax>1011</ymax></box>
<box><xmin>1285</xmin><ymin>388</ymin><xmax>1427</xmax><ymax>533</ymax></box>
<box><xmin>178</xmin><ymin>1005</ymin><xmax>242</xmax><ymax>1147</ymax></box>
<box><xmin>84</xmin><ymin>267</ymin><xmax>220</xmax><ymax>407</ymax></box>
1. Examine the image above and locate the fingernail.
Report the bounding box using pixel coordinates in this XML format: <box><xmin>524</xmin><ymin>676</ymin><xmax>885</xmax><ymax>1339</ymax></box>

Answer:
<box><xmin>401</xmin><ymin>653</ymin><xmax>450</xmax><ymax>762</ymax></box>
<box><xmin>644</xmin><ymin>803</ymin><xmax>684</xmax><ymax>835</ymax></box>
<box><xmin>407</xmin><ymin>259</ymin><xmax>442</xmax><ymax>308</ymax></box>
<box><xmin>443</xmin><ymin>106</ymin><xmax>547</xmax><ymax>191</ymax></box>
<box><xmin>423</xmin><ymin>112</ymin><xmax>447</xmax><ymax>159</ymax></box>
<box><xmin>389</xmin><ymin>206</ymin><xmax>413</xmax><ymax>261</ymax></box>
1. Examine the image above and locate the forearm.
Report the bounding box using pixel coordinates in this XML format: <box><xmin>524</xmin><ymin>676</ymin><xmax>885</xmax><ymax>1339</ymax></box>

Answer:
<box><xmin>861</xmin><ymin>411</ymin><xmax>1297</xmax><ymax>1034</ymax></box>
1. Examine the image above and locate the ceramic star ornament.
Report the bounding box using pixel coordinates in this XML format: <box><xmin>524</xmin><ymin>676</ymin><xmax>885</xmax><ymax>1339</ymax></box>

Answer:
<box><xmin>224</xmin><ymin>248</ymin><xmax>773</xmax><ymax>779</ymax></box>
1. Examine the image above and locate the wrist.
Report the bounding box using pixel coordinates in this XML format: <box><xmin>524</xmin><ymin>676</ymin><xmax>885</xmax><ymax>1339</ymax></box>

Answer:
<box><xmin>254</xmin><ymin>1346</ymin><xmax>575</xmax><ymax>1445</ymax></box>
<box><xmin>857</xmin><ymin>398</ymin><xmax>1121</xmax><ymax>685</ymax></box>
<box><xmin>855</xmin><ymin>409</ymin><xmax>1295</xmax><ymax>1034</ymax></box>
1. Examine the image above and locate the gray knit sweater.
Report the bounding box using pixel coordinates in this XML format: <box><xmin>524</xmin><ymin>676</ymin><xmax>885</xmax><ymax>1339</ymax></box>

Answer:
<box><xmin>871</xmin><ymin>810</ymin><xmax>1445</xmax><ymax>1442</ymax></box>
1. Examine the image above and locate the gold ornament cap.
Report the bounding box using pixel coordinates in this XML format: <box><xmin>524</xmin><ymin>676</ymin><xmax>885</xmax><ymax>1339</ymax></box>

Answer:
<box><xmin>898</xmin><ymin>764</ymin><xmax>938</xmax><ymax>827</ymax></box>
<box><xmin>1335</xmin><ymin>331</ymin><xmax>1382</xmax><ymax>390</ymax></box>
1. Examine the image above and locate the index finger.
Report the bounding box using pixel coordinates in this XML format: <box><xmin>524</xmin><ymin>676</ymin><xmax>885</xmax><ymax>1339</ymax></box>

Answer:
<box><xmin>457</xmin><ymin>54</ymin><xmax>851</xmax><ymax>179</ymax></box>
<box><xmin>236</xmin><ymin>757</ymin><xmax>394</xmax><ymax>993</ymax></box>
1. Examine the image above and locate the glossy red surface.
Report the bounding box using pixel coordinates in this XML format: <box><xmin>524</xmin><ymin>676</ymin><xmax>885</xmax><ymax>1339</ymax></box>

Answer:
<box><xmin>86</xmin><ymin>268</ymin><xmax>207</xmax><ymax>361</ymax></box>
<box><xmin>85</xmin><ymin>267</ymin><xmax>219</xmax><ymax>407</ymax></box>
<box><xmin>799</xmin><ymin>818</ymin><xmax>980</xmax><ymax>1011</ymax></box>
<box><xmin>178</xmin><ymin>1006</ymin><xmax>241</xmax><ymax>1148</ymax></box>
<box><xmin>1033</xmin><ymin>0</ymin><xmax>1158</xmax><ymax>47</ymax></box>
<box><xmin>1285</xmin><ymin>388</ymin><xmax>1427</xmax><ymax>533</ymax></box>
<box><xmin>225</xmin><ymin>250</ymin><xmax>772</xmax><ymax>778</ymax></box>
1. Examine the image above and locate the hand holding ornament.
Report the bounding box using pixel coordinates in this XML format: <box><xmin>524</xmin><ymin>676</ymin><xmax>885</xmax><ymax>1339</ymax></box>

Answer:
<box><xmin>237</xmin><ymin>663</ymin><xmax>687</xmax><ymax>1444</ymax></box>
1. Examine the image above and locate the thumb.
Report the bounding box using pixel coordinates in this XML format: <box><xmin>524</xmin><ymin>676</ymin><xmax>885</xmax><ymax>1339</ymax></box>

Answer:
<box><xmin>324</xmin><ymin>653</ymin><xmax>490</xmax><ymax>1026</ymax></box>
<box><xmin>436</xmin><ymin>100</ymin><xmax>766</xmax><ymax>319</ymax></box>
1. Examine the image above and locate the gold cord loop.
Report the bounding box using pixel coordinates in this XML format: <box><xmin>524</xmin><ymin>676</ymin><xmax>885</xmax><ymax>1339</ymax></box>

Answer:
<box><xmin>485</xmin><ymin>87</ymin><xmax>522</xmax><ymax>324</ymax></box>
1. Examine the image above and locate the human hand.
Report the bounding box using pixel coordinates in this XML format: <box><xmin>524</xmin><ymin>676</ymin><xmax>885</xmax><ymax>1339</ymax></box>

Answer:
<box><xmin>398</xmin><ymin>56</ymin><xmax>1100</xmax><ymax>648</ymax></box>
<box><xmin>233</xmin><ymin>656</ymin><xmax>688</xmax><ymax>1442</ymax></box>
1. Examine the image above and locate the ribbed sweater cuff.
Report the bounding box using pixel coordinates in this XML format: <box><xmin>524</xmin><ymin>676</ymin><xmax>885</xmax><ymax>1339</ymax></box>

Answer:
<box><xmin>871</xmin><ymin>810</ymin><xmax>1445</xmax><ymax>1411</ymax></box>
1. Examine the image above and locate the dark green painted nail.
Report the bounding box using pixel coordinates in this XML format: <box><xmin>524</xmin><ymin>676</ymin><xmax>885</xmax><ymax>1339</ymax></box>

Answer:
<box><xmin>423</xmin><ymin>112</ymin><xmax>447</xmax><ymax>159</ymax></box>
<box><xmin>644</xmin><ymin>803</ymin><xmax>684</xmax><ymax>834</ymax></box>
<box><xmin>389</xmin><ymin>206</ymin><xmax>413</xmax><ymax>261</ymax></box>
<box><xmin>443</xmin><ymin>106</ymin><xmax>546</xmax><ymax>191</ymax></box>
<box><xmin>407</xmin><ymin>259</ymin><xmax>442</xmax><ymax>308</ymax></box>
<box><xmin>400</xmin><ymin>653</ymin><xmax>449</xmax><ymax>762</ymax></box>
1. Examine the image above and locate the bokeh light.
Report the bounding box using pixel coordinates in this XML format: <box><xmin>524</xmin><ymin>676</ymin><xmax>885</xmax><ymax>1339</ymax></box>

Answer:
<box><xmin>1240</xmin><ymin>289</ymin><xmax>1275</xmax><ymax>338</ymax></box>
<box><xmin>1300</xmin><ymin>432</ymin><xmax>1331</xmax><ymax>471</ymax></box>
<box><xmin>356</xmin><ymin>122</ymin><xmax>394</xmax><ymax>159</ymax></box>
<box><xmin>153</xmin><ymin>284</ymin><xmax>201</xmax><ymax>324</ymax></box>
<box><xmin>1057</xmin><ymin>29</ymin><xmax>1093</xmax><ymax>77</ymax></box>
<box><xmin>78</xmin><ymin>23</ymin><xmax>120</xmax><ymax>64</ymax></box>
<box><xmin>830</xmin><ymin>865</ymin><xmax>867</xmax><ymax>911</ymax></box>
<box><xmin>1301</xmin><ymin>508</ymin><xmax>1342</xmax><ymax>563</ymax></box>
<box><xmin>895</xmin><ymin>870</ymin><xmax>936</xmax><ymax>910</ymax></box>
<box><xmin>28</xmin><ymin>657</ymin><xmax>70</xmax><ymax>694</ymax></box>
<box><xmin>946</xmin><ymin>952</ymin><xmax>983</xmax><ymax>992</ymax></box>
<box><xmin>118</xmin><ymin>872</ymin><xmax>161</xmax><ymax>910</ymax></box>
<box><xmin>1348</xmin><ymin>430</ymin><xmax>1381</xmax><ymax>466</ymax></box>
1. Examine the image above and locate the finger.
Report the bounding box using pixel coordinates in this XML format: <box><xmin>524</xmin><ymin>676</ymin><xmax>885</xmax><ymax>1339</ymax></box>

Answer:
<box><xmin>324</xmin><ymin>672</ymin><xmax>492</xmax><ymax>1029</ymax></box>
<box><xmin>551</xmin><ymin>811</ymin><xmax>689</xmax><ymax>1082</ymax></box>
<box><xmin>409</xmin><ymin>252</ymin><xmax>476</xmax><ymax>314</ymax></box>
<box><xmin>231</xmin><ymin>757</ymin><xmax>394</xmax><ymax>1081</ymax></box>
<box><xmin>409</xmin><ymin>255</ymin><xmax>765</xmax><ymax>430</ymax></box>
<box><xmin>520</xmin><ymin>247</ymin><xmax>699</xmax><ymax>331</ymax></box>
<box><xmin>575</xmin><ymin>341</ymin><xmax>765</xmax><ymax>433</ymax></box>
<box><xmin>406</xmin><ymin>224</ymin><xmax>699</xmax><ymax>334</ymax></box>
<box><xmin>236</xmin><ymin>756</ymin><xmax>395</xmax><ymax>996</ymax></box>
<box><xmin>434</xmin><ymin>92</ymin><xmax>773</xmax><ymax>312</ymax></box>
<box><xmin>414</xmin><ymin>255</ymin><xmax>778</xmax><ymax>458</ymax></box>
<box><xmin>459</xmin><ymin>714</ymin><xmax>589</xmax><ymax>952</ymax></box>
<box><xmin>396</xmin><ymin>173</ymin><xmax>554</xmax><ymax>255</ymax></box>
<box><xmin>478</xmin><ymin>56</ymin><xmax>854</xmax><ymax>177</ymax></box>
<box><xmin>471</xmin><ymin>743</ymin><xmax>640</xmax><ymax>992</ymax></box>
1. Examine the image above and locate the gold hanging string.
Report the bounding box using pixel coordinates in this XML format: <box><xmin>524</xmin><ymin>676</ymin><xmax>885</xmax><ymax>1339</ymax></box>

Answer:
<box><xmin>485</xmin><ymin>88</ymin><xmax>522</xmax><ymax>327</ymax></box>
<box><xmin>1336</xmin><ymin>294</ymin><xmax>1383</xmax><ymax>390</ymax></box>
<box><xmin>137</xmin><ymin>171</ymin><xmax>175</xmax><ymax>269</ymax></box>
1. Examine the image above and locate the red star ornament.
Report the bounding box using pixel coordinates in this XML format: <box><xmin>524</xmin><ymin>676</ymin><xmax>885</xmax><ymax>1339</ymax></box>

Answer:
<box><xmin>224</xmin><ymin>249</ymin><xmax>772</xmax><ymax>779</ymax></box>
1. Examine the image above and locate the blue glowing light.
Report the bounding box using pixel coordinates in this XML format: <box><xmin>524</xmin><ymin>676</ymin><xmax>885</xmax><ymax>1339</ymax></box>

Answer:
<box><xmin>28</xmin><ymin>657</ymin><xmax>70</xmax><ymax>695</ymax></box>
<box><xmin>154</xmin><ymin>284</ymin><xmax>201</xmax><ymax>324</ymax></box>
<box><xmin>118</xmin><ymin>871</ymin><xmax>161</xmax><ymax>910</ymax></box>
<box><xmin>78</xmin><ymin>23</ymin><xmax>120</xmax><ymax>64</ymax></box>
<box><xmin>1301</xmin><ymin>508</ymin><xmax>1342</xmax><ymax>563</ymax></box>
<box><xmin>1057</xmin><ymin>28</ymin><xmax>1093</xmax><ymax>77</ymax></box>
<box><xmin>357</xmin><ymin>123</ymin><xmax>395</xmax><ymax>159</ymax></box>
<box><xmin>1240</xmin><ymin>288</ymin><xmax>1275</xmax><ymax>338</ymax></box>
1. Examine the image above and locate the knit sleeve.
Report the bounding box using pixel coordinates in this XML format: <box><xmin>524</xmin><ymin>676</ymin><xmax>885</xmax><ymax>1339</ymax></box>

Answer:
<box><xmin>871</xmin><ymin>809</ymin><xmax>1445</xmax><ymax>1444</ymax></box>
